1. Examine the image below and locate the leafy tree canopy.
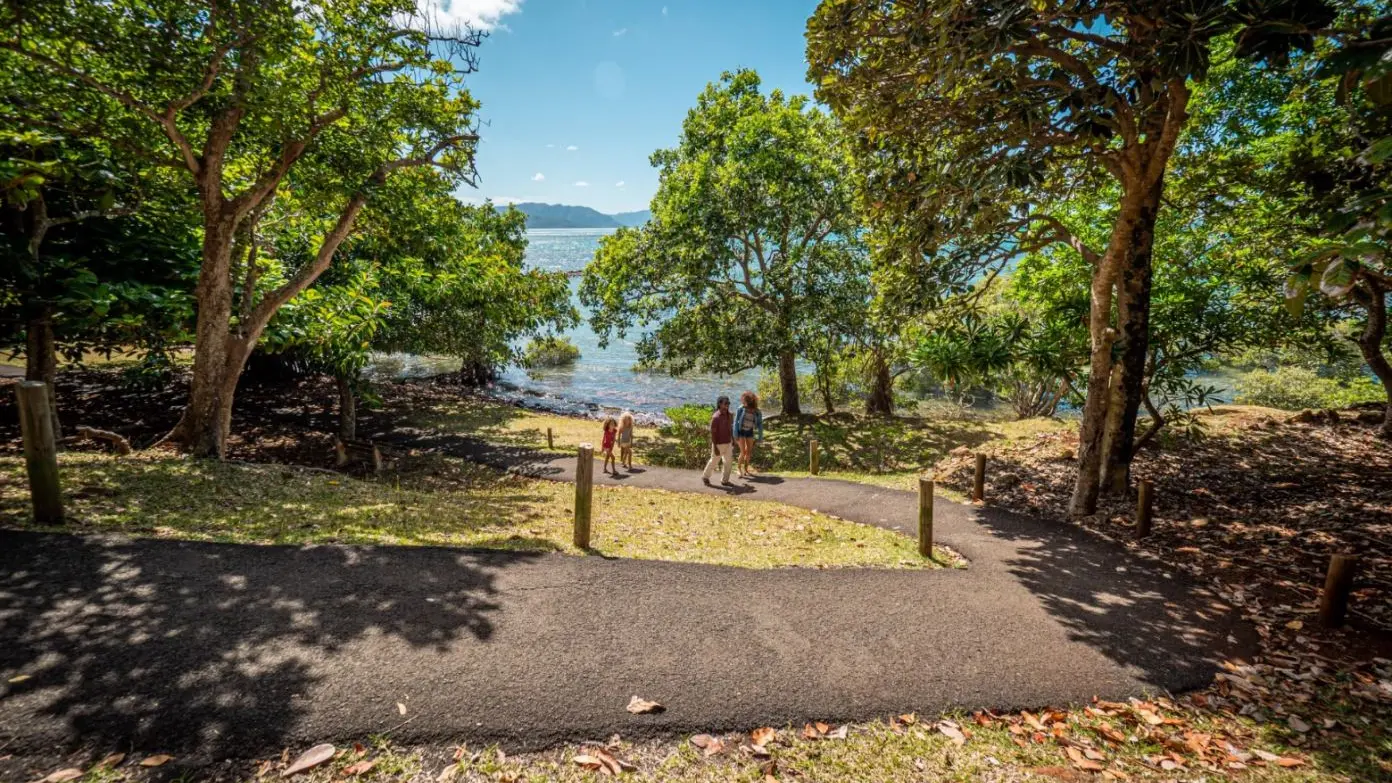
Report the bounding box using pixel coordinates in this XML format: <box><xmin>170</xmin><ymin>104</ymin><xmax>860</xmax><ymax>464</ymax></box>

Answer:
<box><xmin>580</xmin><ymin>69</ymin><xmax>869</xmax><ymax>414</ymax></box>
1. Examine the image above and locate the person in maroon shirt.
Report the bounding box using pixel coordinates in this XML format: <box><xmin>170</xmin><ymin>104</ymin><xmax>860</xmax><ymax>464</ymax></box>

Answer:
<box><xmin>702</xmin><ymin>396</ymin><xmax>735</xmax><ymax>486</ymax></box>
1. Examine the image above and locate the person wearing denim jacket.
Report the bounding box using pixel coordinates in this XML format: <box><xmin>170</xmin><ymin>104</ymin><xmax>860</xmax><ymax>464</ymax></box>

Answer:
<box><xmin>734</xmin><ymin>391</ymin><xmax>763</xmax><ymax>478</ymax></box>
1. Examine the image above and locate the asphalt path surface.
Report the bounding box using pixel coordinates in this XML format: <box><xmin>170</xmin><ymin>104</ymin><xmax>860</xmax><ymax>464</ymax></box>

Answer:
<box><xmin>0</xmin><ymin>434</ymin><xmax>1255</xmax><ymax>763</ymax></box>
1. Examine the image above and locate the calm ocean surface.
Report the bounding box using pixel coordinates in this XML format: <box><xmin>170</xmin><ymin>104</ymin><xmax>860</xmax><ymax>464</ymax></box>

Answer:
<box><xmin>368</xmin><ymin>228</ymin><xmax>759</xmax><ymax>421</ymax></box>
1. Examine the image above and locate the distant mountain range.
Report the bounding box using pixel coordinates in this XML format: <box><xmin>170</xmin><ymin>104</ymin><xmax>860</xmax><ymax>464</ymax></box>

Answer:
<box><xmin>501</xmin><ymin>202</ymin><xmax>651</xmax><ymax>229</ymax></box>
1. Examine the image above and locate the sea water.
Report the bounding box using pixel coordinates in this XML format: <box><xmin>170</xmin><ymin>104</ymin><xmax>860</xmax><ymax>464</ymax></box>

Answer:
<box><xmin>368</xmin><ymin>228</ymin><xmax>759</xmax><ymax>423</ymax></box>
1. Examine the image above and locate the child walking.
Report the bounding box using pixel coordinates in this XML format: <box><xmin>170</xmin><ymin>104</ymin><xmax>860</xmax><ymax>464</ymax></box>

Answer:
<box><xmin>617</xmin><ymin>411</ymin><xmax>636</xmax><ymax>470</ymax></box>
<box><xmin>600</xmin><ymin>416</ymin><xmax>619</xmax><ymax>475</ymax></box>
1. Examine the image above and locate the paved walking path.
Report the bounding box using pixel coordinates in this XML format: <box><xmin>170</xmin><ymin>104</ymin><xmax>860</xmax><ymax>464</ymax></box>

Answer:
<box><xmin>0</xmin><ymin>434</ymin><xmax>1254</xmax><ymax>763</ymax></box>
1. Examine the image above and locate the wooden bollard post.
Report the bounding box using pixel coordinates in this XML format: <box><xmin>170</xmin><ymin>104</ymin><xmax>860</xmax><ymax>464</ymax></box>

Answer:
<box><xmin>16</xmin><ymin>381</ymin><xmax>63</xmax><ymax>524</ymax></box>
<box><xmin>809</xmin><ymin>439</ymin><xmax>820</xmax><ymax>475</ymax></box>
<box><xmin>1319</xmin><ymin>554</ymin><xmax>1360</xmax><ymax>628</ymax></box>
<box><xmin>1135</xmin><ymin>480</ymin><xmax>1154</xmax><ymax>539</ymax></box>
<box><xmin>918</xmin><ymin>478</ymin><xmax>934</xmax><ymax>558</ymax></box>
<box><xmin>972</xmin><ymin>453</ymin><xmax>986</xmax><ymax>502</ymax></box>
<box><xmin>546</xmin><ymin>427</ymin><xmax>554</xmax><ymax>450</ymax></box>
<box><xmin>573</xmin><ymin>443</ymin><xmax>594</xmax><ymax>548</ymax></box>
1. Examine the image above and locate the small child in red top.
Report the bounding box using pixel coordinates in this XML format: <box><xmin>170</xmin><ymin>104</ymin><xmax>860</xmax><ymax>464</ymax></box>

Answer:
<box><xmin>600</xmin><ymin>416</ymin><xmax>619</xmax><ymax>475</ymax></box>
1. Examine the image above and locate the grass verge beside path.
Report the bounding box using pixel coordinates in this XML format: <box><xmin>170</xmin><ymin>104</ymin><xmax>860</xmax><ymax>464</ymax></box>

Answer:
<box><xmin>14</xmin><ymin>686</ymin><xmax>1384</xmax><ymax>783</ymax></box>
<box><xmin>395</xmin><ymin>391</ymin><xmax>1067</xmax><ymax>494</ymax></box>
<box><xmin>0</xmin><ymin>452</ymin><xmax>957</xmax><ymax>570</ymax></box>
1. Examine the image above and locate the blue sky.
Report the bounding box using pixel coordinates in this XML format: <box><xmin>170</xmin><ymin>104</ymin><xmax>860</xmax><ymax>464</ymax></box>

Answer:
<box><xmin>430</xmin><ymin>0</ymin><xmax>821</xmax><ymax>214</ymax></box>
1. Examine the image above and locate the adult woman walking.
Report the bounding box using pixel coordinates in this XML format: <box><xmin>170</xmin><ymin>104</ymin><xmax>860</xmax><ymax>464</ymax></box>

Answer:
<box><xmin>734</xmin><ymin>391</ymin><xmax>763</xmax><ymax>478</ymax></box>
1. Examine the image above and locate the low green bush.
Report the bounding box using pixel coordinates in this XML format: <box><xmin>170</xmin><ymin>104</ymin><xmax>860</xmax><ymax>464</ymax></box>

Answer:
<box><xmin>521</xmin><ymin>336</ymin><xmax>580</xmax><ymax>368</ymax></box>
<box><xmin>1233</xmin><ymin>366</ymin><xmax>1382</xmax><ymax>411</ymax></box>
<box><xmin>654</xmin><ymin>404</ymin><xmax>714</xmax><ymax>469</ymax></box>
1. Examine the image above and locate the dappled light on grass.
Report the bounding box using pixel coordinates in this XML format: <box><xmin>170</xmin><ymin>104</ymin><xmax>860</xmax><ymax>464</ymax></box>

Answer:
<box><xmin>0</xmin><ymin>452</ymin><xmax>951</xmax><ymax>570</ymax></box>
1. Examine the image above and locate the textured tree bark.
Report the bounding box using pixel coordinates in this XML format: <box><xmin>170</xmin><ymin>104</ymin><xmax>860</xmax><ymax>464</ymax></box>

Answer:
<box><xmin>1069</xmin><ymin>189</ymin><xmax>1144</xmax><ymax>516</ymax></box>
<box><xmin>24</xmin><ymin>308</ymin><xmax>60</xmax><ymax>437</ymax></box>
<box><xmin>777</xmin><ymin>349</ymin><xmax>801</xmax><ymax>416</ymax></box>
<box><xmin>865</xmin><ymin>352</ymin><xmax>894</xmax><ymax>416</ymax></box>
<box><xmin>1069</xmin><ymin>81</ymin><xmax>1188</xmax><ymax>516</ymax></box>
<box><xmin>1354</xmin><ymin>281</ymin><xmax>1392</xmax><ymax>438</ymax></box>
<box><xmin>168</xmin><ymin>214</ymin><xmax>239</xmax><ymax>457</ymax></box>
<box><xmin>1101</xmin><ymin>177</ymin><xmax>1162</xmax><ymax>494</ymax></box>
<box><xmin>337</xmin><ymin>375</ymin><xmax>357</xmax><ymax>441</ymax></box>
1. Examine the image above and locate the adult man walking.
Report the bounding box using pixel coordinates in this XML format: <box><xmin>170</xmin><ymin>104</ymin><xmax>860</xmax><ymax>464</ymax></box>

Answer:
<box><xmin>702</xmin><ymin>395</ymin><xmax>735</xmax><ymax>486</ymax></box>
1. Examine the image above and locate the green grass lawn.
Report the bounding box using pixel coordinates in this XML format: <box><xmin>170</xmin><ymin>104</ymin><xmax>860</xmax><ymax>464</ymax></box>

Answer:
<box><xmin>0</xmin><ymin>452</ymin><xmax>958</xmax><ymax>570</ymax></box>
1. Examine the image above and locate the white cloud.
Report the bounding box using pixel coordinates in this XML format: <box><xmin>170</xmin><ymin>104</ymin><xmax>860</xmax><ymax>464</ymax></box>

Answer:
<box><xmin>545</xmin><ymin>143</ymin><xmax>555</xmax><ymax>148</ymax></box>
<box><xmin>531</xmin><ymin>172</ymin><xmax>545</xmax><ymax>181</ymax></box>
<box><xmin>615</xmin><ymin>181</ymin><xmax>625</xmax><ymax>188</ymax></box>
<box><xmin>574</xmin><ymin>181</ymin><xmax>590</xmax><ymax>187</ymax></box>
<box><xmin>661</xmin><ymin>6</ymin><xmax>668</xmax><ymax>15</ymax></box>
<box><xmin>613</xmin><ymin>27</ymin><xmax>627</xmax><ymax>36</ymax></box>
<box><xmin>493</xmin><ymin>195</ymin><xmax>524</xmax><ymax>204</ymax></box>
<box><xmin>566</xmin><ymin>145</ymin><xmax>578</xmax><ymax>151</ymax></box>
<box><xmin>418</xmin><ymin>0</ymin><xmax>523</xmax><ymax>32</ymax></box>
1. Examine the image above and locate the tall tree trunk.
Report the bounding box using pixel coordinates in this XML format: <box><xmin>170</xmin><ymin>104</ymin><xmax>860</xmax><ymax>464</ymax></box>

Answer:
<box><xmin>25</xmin><ymin>307</ymin><xmax>60</xmax><ymax>437</ymax></box>
<box><xmin>778</xmin><ymin>350</ymin><xmax>801</xmax><ymax>416</ymax></box>
<box><xmin>1069</xmin><ymin>189</ymin><xmax>1146</xmax><ymax>516</ymax></box>
<box><xmin>167</xmin><ymin>215</ymin><xmax>239</xmax><ymax>458</ymax></box>
<box><xmin>1070</xmin><ymin>82</ymin><xmax>1188</xmax><ymax>516</ymax></box>
<box><xmin>1354</xmin><ymin>281</ymin><xmax>1392</xmax><ymax>438</ymax></box>
<box><xmin>459</xmin><ymin>359</ymin><xmax>495</xmax><ymax>387</ymax></box>
<box><xmin>865</xmin><ymin>352</ymin><xmax>894</xmax><ymax>416</ymax></box>
<box><xmin>1100</xmin><ymin>178</ymin><xmax>1162</xmax><ymax>494</ymax></box>
<box><xmin>337</xmin><ymin>375</ymin><xmax>357</xmax><ymax>441</ymax></box>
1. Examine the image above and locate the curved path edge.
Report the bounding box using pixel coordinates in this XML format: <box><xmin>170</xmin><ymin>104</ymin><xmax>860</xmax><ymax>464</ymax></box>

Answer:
<box><xmin>0</xmin><ymin>432</ymin><xmax>1256</xmax><ymax>763</ymax></box>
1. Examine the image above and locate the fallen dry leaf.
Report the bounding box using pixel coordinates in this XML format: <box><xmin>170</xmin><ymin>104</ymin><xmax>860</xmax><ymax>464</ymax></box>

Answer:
<box><xmin>626</xmin><ymin>696</ymin><xmax>664</xmax><ymax>714</ymax></box>
<box><xmin>936</xmin><ymin>721</ymin><xmax>967</xmax><ymax>746</ymax></box>
<box><xmin>800</xmin><ymin>723</ymin><xmax>821</xmax><ymax>740</ymax></box>
<box><xmin>8</xmin><ymin>675</ymin><xmax>31</xmax><ymax>684</ymax></box>
<box><xmin>35</xmin><ymin>769</ymin><xmax>82</xmax><ymax>783</ymax></box>
<box><xmin>396</xmin><ymin>702</ymin><xmax>407</xmax><ymax>716</ymax></box>
<box><xmin>815</xmin><ymin>721</ymin><xmax>830</xmax><ymax>734</ymax></box>
<box><xmin>436</xmin><ymin>763</ymin><xmax>461</xmax><ymax>783</ymax></box>
<box><xmin>282</xmin><ymin>744</ymin><xmax>334</xmax><ymax>777</ymax></box>
<box><xmin>343</xmin><ymin>760</ymin><xmax>376</xmax><ymax>776</ymax></box>
<box><xmin>690</xmin><ymin>734</ymin><xmax>725</xmax><ymax>756</ymax></box>
<box><xmin>898</xmin><ymin>712</ymin><xmax>917</xmax><ymax>725</ymax></box>
<box><xmin>98</xmin><ymin>753</ymin><xmax>125</xmax><ymax>768</ymax></box>
<box><xmin>140</xmin><ymin>754</ymin><xmax>174</xmax><ymax>768</ymax></box>
<box><xmin>1288</xmin><ymin>715</ymin><xmax>1311</xmax><ymax>733</ymax></box>
<box><xmin>750</xmin><ymin>727</ymin><xmax>776</xmax><ymax>747</ymax></box>
<box><xmin>824</xmin><ymin>725</ymin><xmax>848</xmax><ymax>740</ymax></box>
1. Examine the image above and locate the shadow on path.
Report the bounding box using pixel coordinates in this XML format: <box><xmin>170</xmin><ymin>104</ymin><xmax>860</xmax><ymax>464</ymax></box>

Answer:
<box><xmin>0</xmin><ymin>533</ymin><xmax>536</xmax><ymax>759</ymax></box>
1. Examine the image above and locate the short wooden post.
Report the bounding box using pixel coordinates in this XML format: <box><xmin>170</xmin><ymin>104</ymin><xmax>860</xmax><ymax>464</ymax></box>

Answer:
<box><xmin>972</xmin><ymin>453</ymin><xmax>986</xmax><ymax>502</ymax></box>
<box><xmin>574</xmin><ymin>443</ymin><xmax>594</xmax><ymax>548</ymax></box>
<box><xmin>16</xmin><ymin>381</ymin><xmax>63</xmax><ymax>524</ymax></box>
<box><xmin>918</xmin><ymin>478</ymin><xmax>934</xmax><ymax>558</ymax></box>
<box><xmin>546</xmin><ymin>427</ymin><xmax>554</xmax><ymax>450</ymax></box>
<box><xmin>1135</xmin><ymin>480</ymin><xmax>1154</xmax><ymax>539</ymax></box>
<box><xmin>809</xmin><ymin>439</ymin><xmax>820</xmax><ymax>476</ymax></box>
<box><xmin>1319</xmin><ymin>554</ymin><xmax>1360</xmax><ymax>628</ymax></box>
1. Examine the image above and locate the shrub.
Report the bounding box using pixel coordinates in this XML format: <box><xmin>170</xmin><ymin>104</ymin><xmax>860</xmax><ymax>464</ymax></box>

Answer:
<box><xmin>655</xmin><ymin>404</ymin><xmax>714</xmax><ymax>468</ymax></box>
<box><xmin>521</xmin><ymin>336</ymin><xmax>580</xmax><ymax>368</ymax></box>
<box><xmin>1234</xmin><ymin>366</ymin><xmax>1383</xmax><ymax>411</ymax></box>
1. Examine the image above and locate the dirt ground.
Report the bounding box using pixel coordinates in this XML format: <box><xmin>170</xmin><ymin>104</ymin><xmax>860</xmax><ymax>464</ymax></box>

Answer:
<box><xmin>933</xmin><ymin>404</ymin><xmax>1392</xmax><ymax>633</ymax></box>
